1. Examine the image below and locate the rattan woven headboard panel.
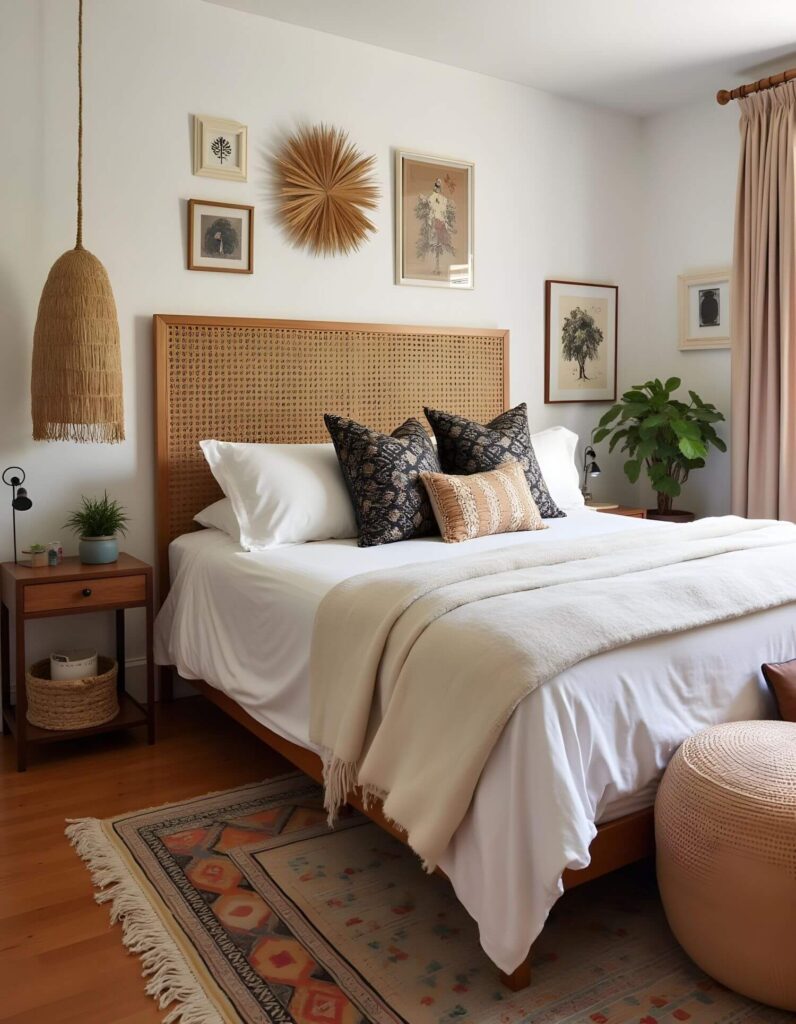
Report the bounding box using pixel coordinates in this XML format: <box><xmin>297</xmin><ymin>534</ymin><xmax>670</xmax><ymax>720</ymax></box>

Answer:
<box><xmin>154</xmin><ymin>314</ymin><xmax>509</xmax><ymax>596</ymax></box>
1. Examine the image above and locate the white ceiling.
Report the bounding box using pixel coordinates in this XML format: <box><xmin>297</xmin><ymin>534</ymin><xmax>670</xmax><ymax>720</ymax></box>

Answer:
<box><xmin>203</xmin><ymin>0</ymin><xmax>796</xmax><ymax>115</ymax></box>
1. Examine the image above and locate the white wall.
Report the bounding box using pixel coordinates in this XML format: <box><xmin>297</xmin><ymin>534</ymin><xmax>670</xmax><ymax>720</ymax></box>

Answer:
<box><xmin>627</xmin><ymin>99</ymin><xmax>738</xmax><ymax>516</ymax></box>
<box><xmin>1</xmin><ymin>0</ymin><xmax>645</xmax><ymax>674</ymax></box>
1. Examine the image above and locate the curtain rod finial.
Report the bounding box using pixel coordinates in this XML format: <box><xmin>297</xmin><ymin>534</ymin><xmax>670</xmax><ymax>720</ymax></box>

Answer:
<box><xmin>717</xmin><ymin>89</ymin><xmax>731</xmax><ymax>106</ymax></box>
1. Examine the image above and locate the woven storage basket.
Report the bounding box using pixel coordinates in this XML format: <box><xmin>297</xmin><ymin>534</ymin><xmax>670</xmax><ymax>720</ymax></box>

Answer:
<box><xmin>26</xmin><ymin>656</ymin><xmax>118</xmax><ymax>730</ymax></box>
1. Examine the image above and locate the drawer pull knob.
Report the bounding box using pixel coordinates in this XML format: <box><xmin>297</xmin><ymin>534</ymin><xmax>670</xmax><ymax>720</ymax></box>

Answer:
<box><xmin>82</xmin><ymin>587</ymin><xmax>92</xmax><ymax>597</ymax></box>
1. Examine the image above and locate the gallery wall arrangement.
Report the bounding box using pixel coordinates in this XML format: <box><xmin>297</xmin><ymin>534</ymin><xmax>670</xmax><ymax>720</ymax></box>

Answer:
<box><xmin>184</xmin><ymin>115</ymin><xmax>636</xmax><ymax>404</ymax></box>
<box><xmin>186</xmin><ymin>116</ymin><xmax>478</xmax><ymax>285</ymax></box>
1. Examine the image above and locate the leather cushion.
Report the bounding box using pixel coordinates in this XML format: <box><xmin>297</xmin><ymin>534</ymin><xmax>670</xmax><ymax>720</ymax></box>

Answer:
<box><xmin>761</xmin><ymin>659</ymin><xmax>796</xmax><ymax>722</ymax></box>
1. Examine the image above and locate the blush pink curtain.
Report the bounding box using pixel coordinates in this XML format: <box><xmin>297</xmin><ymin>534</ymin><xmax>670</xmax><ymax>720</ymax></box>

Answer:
<box><xmin>731</xmin><ymin>82</ymin><xmax>796</xmax><ymax>521</ymax></box>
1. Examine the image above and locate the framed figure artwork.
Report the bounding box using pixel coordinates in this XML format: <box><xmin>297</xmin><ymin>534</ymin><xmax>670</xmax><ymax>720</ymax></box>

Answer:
<box><xmin>678</xmin><ymin>268</ymin><xmax>731</xmax><ymax>350</ymax></box>
<box><xmin>395</xmin><ymin>151</ymin><xmax>474</xmax><ymax>289</ymax></box>
<box><xmin>545</xmin><ymin>280</ymin><xmax>618</xmax><ymax>403</ymax></box>
<box><xmin>187</xmin><ymin>199</ymin><xmax>254</xmax><ymax>274</ymax></box>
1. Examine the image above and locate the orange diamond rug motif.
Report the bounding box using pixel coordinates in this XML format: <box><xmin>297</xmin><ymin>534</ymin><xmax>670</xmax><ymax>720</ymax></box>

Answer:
<box><xmin>68</xmin><ymin>774</ymin><xmax>791</xmax><ymax>1023</ymax></box>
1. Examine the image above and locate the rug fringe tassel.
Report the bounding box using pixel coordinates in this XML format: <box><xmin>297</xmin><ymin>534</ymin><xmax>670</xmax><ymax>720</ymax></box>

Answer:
<box><xmin>65</xmin><ymin>818</ymin><xmax>224</xmax><ymax>1024</ymax></box>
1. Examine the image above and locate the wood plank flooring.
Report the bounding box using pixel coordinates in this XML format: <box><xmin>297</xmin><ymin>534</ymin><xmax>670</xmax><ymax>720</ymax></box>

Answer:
<box><xmin>0</xmin><ymin>697</ymin><xmax>288</xmax><ymax>1023</ymax></box>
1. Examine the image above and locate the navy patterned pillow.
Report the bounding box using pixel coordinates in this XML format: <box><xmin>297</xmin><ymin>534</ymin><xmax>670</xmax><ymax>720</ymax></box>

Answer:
<box><xmin>424</xmin><ymin>403</ymin><xmax>565</xmax><ymax>519</ymax></box>
<box><xmin>324</xmin><ymin>415</ymin><xmax>441</xmax><ymax>547</ymax></box>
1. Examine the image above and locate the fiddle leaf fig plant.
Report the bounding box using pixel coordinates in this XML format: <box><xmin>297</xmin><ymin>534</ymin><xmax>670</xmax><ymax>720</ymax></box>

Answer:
<box><xmin>592</xmin><ymin>377</ymin><xmax>726</xmax><ymax>514</ymax></box>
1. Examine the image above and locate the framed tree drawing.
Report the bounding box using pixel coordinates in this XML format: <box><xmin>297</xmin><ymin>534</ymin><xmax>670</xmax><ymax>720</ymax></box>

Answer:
<box><xmin>545</xmin><ymin>280</ymin><xmax>618</xmax><ymax>403</ymax></box>
<box><xmin>395</xmin><ymin>151</ymin><xmax>474</xmax><ymax>289</ymax></box>
<box><xmin>193</xmin><ymin>115</ymin><xmax>247</xmax><ymax>182</ymax></box>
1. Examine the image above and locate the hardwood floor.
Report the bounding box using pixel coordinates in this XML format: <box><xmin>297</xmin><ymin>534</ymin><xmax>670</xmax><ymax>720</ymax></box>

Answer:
<box><xmin>0</xmin><ymin>696</ymin><xmax>289</xmax><ymax>1023</ymax></box>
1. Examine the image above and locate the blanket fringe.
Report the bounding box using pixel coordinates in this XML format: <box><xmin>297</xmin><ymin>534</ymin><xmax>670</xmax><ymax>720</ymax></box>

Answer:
<box><xmin>321</xmin><ymin>754</ymin><xmax>360</xmax><ymax>825</ymax></box>
<box><xmin>66</xmin><ymin>818</ymin><xmax>223</xmax><ymax>1024</ymax></box>
<box><xmin>319</xmin><ymin>756</ymin><xmax>437</xmax><ymax>871</ymax></box>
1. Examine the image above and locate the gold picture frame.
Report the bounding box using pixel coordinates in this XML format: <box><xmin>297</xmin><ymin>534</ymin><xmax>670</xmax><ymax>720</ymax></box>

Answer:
<box><xmin>678</xmin><ymin>268</ymin><xmax>731</xmax><ymax>350</ymax></box>
<box><xmin>395</xmin><ymin>151</ymin><xmax>474</xmax><ymax>289</ymax></box>
<box><xmin>193</xmin><ymin>115</ymin><xmax>247</xmax><ymax>182</ymax></box>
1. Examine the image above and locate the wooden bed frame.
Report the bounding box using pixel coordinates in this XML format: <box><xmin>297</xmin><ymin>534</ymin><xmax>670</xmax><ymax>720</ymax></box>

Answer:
<box><xmin>153</xmin><ymin>313</ymin><xmax>655</xmax><ymax>991</ymax></box>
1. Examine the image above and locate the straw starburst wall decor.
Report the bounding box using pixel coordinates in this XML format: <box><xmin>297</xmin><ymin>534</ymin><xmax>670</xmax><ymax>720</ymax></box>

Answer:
<box><xmin>274</xmin><ymin>124</ymin><xmax>379</xmax><ymax>256</ymax></box>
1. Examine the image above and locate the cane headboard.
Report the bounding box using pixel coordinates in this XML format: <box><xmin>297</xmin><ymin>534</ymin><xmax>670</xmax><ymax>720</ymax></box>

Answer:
<box><xmin>154</xmin><ymin>314</ymin><xmax>509</xmax><ymax>599</ymax></box>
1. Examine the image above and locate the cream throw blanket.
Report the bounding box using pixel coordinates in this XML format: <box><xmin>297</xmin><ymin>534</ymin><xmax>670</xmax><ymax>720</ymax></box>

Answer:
<box><xmin>310</xmin><ymin>517</ymin><xmax>796</xmax><ymax>868</ymax></box>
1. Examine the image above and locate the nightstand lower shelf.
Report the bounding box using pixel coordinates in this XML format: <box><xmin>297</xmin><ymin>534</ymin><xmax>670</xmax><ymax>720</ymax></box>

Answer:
<box><xmin>1</xmin><ymin>552</ymin><xmax>155</xmax><ymax>770</ymax></box>
<box><xmin>2</xmin><ymin>693</ymin><xmax>149</xmax><ymax>745</ymax></box>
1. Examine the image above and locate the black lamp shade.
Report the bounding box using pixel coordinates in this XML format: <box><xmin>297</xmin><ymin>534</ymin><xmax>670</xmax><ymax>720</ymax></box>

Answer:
<box><xmin>12</xmin><ymin>487</ymin><xmax>32</xmax><ymax>511</ymax></box>
<box><xmin>590</xmin><ymin>462</ymin><xmax>601</xmax><ymax>477</ymax></box>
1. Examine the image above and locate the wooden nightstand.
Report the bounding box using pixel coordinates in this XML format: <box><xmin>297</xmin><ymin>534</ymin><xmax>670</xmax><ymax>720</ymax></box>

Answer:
<box><xmin>1</xmin><ymin>553</ymin><xmax>155</xmax><ymax>771</ymax></box>
<box><xmin>594</xmin><ymin>506</ymin><xmax>647</xmax><ymax>519</ymax></box>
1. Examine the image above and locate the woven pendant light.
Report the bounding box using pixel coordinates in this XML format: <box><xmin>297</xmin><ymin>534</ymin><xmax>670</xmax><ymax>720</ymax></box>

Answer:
<box><xmin>31</xmin><ymin>0</ymin><xmax>124</xmax><ymax>443</ymax></box>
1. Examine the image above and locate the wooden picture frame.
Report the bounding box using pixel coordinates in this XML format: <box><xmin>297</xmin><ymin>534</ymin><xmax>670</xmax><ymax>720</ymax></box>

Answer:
<box><xmin>545</xmin><ymin>279</ymin><xmax>618</xmax><ymax>403</ymax></box>
<box><xmin>187</xmin><ymin>199</ymin><xmax>254</xmax><ymax>274</ymax></box>
<box><xmin>678</xmin><ymin>268</ymin><xmax>731</xmax><ymax>350</ymax></box>
<box><xmin>395</xmin><ymin>151</ymin><xmax>474</xmax><ymax>289</ymax></box>
<box><xmin>193</xmin><ymin>114</ymin><xmax>247</xmax><ymax>181</ymax></box>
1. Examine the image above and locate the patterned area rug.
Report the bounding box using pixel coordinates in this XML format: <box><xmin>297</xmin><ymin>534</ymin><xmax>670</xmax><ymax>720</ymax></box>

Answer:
<box><xmin>68</xmin><ymin>773</ymin><xmax>790</xmax><ymax>1024</ymax></box>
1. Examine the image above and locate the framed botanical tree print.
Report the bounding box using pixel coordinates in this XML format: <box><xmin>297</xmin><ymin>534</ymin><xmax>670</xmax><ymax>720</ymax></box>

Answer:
<box><xmin>193</xmin><ymin>115</ymin><xmax>248</xmax><ymax>182</ymax></box>
<box><xmin>395</xmin><ymin>151</ymin><xmax>474</xmax><ymax>289</ymax></box>
<box><xmin>545</xmin><ymin>280</ymin><xmax>618</xmax><ymax>403</ymax></box>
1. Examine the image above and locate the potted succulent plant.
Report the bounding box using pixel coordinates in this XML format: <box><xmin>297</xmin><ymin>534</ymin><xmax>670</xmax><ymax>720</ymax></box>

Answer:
<box><xmin>64</xmin><ymin>491</ymin><xmax>129</xmax><ymax>564</ymax></box>
<box><xmin>23</xmin><ymin>543</ymin><xmax>48</xmax><ymax>568</ymax></box>
<box><xmin>592</xmin><ymin>377</ymin><xmax>726</xmax><ymax>522</ymax></box>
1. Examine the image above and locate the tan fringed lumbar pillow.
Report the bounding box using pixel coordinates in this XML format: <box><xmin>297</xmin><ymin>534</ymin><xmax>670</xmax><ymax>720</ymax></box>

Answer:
<box><xmin>420</xmin><ymin>460</ymin><xmax>547</xmax><ymax>543</ymax></box>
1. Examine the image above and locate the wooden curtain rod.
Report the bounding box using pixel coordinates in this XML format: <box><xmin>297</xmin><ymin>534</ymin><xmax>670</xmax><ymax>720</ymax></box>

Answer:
<box><xmin>717</xmin><ymin>67</ymin><xmax>796</xmax><ymax>105</ymax></box>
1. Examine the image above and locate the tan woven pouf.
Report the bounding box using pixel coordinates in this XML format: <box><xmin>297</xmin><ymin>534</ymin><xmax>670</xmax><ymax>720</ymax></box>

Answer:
<box><xmin>656</xmin><ymin>721</ymin><xmax>796</xmax><ymax>1011</ymax></box>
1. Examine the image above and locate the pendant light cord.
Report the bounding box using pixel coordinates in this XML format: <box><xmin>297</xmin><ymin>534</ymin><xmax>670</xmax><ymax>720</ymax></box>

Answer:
<box><xmin>76</xmin><ymin>0</ymin><xmax>83</xmax><ymax>250</ymax></box>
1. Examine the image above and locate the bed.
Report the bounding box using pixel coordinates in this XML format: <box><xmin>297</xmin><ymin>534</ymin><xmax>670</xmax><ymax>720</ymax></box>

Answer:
<box><xmin>152</xmin><ymin>313</ymin><xmax>794</xmax><ymax>989</ymax></box>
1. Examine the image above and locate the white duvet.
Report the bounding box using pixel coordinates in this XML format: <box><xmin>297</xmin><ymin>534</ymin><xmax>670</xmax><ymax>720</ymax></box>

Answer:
<box><xmin>154</xmin><ymin>510</ymin><xmax>793</xmax><ymax>972</ymax></box>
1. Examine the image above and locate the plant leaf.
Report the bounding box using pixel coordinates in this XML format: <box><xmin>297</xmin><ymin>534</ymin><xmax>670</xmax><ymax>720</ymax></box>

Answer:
<box><xmin>654</xmin><ymin>475</ymin><xmax>681</xmax><ymax>497</ymax></box>
<box><xmin>638</xmin><ymin>413</ymin><xmax>669</xmax><ymax>432</ymax></box>
<box><xmin>624</xmin><ymin>459</ymin><xmax>642</xmax><ymax>483</ymax></box>
<box><xmin>597</xmin><ymin>406</ymin><xmax>623</xmax><ymax>428</ymax></box>
<box><xmin>671</xmin><ymin>418</ymin><xmax>701</xmax><ymax>440</ymax></box>
<box><xmin>678</xmin><ymin>437</ymin><xmax>707</xmax><ymax>460</ymax></box>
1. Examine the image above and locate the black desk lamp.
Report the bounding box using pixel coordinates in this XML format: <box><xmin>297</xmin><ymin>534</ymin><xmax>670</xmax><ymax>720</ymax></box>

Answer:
<box><xmin>3</xmin><ymin>467</ymin><xmax>33</xmax><ymax>564</ymax></box>
<box><xmin>581</xmin><ymin>446</ymin><xmax>601</xmax><ymax>503</ymax></box>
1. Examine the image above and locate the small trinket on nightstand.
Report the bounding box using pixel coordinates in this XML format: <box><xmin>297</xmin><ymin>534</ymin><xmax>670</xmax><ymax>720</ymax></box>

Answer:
<box><xmin>47</xmin><ymin>541</ymin><xmax>63</xmax><ymax>565</ymax></box>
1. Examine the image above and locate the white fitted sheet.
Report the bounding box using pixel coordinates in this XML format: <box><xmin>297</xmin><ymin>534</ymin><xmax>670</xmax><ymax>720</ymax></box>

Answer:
<box><xmin>154</xmin><ymin>509</ymin><xmax>793</xmax><ymax>972</ymax></box>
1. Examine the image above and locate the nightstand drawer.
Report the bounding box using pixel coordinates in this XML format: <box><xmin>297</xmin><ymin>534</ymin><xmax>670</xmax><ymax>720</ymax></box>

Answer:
<box><xmin>23</xmin><ymin>574</ymin><xmax>146</xmax><ymax>614</ymax></box>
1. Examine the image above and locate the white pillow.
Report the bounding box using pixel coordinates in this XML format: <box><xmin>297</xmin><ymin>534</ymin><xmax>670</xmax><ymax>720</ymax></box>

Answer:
<box><xmin>194</xmin><ymin>498</ymin><xmax>241</xmax><ymax>542</ymax></box>
<box><xmin>530</xmin><ymin>426</ymin><xmax>584</xmax><ymax>510</ymax></box>
<box><xmin>200</xmin><ymin>440</ymin><xmax>357</xmax><ymax>549</ymax></box>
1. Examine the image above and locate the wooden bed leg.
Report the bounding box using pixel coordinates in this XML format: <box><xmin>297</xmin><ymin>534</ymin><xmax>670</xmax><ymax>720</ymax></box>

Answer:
<box><xmin>159</xmin><ymin>666</ymin><xmax>174</xmax><ymax>702</ymax></box>
<box><xmin>499</xmin><ymin>951</ymin><xmax>532</xmax><ymax>991</ymax></box>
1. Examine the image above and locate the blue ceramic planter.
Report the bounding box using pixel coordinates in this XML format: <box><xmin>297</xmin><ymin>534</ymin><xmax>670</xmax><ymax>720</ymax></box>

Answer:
<box><xmin>79</xmin><ymin>536</ymin><xmax>119</xmax><ymax>564</ymax></box>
